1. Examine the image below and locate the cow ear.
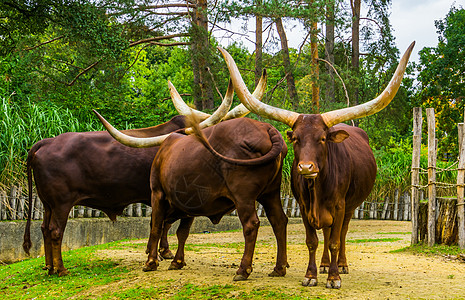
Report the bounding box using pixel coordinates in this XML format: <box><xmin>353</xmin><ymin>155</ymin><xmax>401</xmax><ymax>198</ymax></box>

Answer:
<box><xmin>286</xmin><ymin>131</ymin><xmax>294</xmax><ymax>142</ymax></box>
<box><xmin>328</xmin><ymin>130</ymin><xmax>349</xmax><ymax>143</ymax></box>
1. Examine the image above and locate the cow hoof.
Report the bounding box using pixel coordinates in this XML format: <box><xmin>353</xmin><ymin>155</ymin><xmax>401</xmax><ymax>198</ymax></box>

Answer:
<box><xmin>143</xmin><ymin>259</ymin><xmax>159</xmax><ymax>272</ymax></box>
<box><xmin>160</xmin><ymin>249</ymin><xmax>175</xmax><ymax>260</ymax></box>
<box><xmin>320</xmin><ymin>266</ymin><xmax>329</xmax><ymax>274</ymax></box>
<box><xmin>302</xmin><ymin>277</ymin><xmax>318</xmax><ymax>287</ymax></box>
<box><xmin>48</xmin><ymin>268</ymin><xmax>57</xmax><ymax>276</ymax></box>
<box><xmin>326</xmin><ymin>279</ymin><xmax>341</xmax><ymax>289</ymax></box>
<box><xmin>339</xmin><ymin>266</ymin><xmax>349</xmax><ymax>274</ymax></box>
<box><xmin>43</xmin><ymin>265</ymin><xmax>52</xmax><ymax>271</ymax></box>
<box><xmin>268</xmin><ymin>269</ymin><xmax>285</xmax><ymax>277</ymax></box>
<box><xmin>57</xmin><ymin>269</ymin><xmax>70</xmax><ymax>277</ymax></box>
<box><xmin>168</xmin><ymin>260</ymin><xmax>186</xmax><ymax>270</ymax></box>
<box><xmin>233</xmin><ymin>274</ymin><xmax>248</xmax><ymax>281</ymax></box>
<box><xmin>142</xmin><ymin>265</ymin><xmax>157</xmax><ymax>272</ymax></box>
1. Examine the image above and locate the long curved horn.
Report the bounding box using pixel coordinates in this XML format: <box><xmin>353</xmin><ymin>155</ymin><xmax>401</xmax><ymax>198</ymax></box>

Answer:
<box><xmin>169</xmin><ymin>81</ymin><xmax>211</xmax><ymax>120</ymax></box>
<box><xmin>184</xmin><ymin>79</ymin><xmax>234</xmax><ymax>134</ymax></box>
<box><xmin>170</xmin><ymin>70</ymin><xmax>267</xmax><ymax>121</ymax></box>
<box><xmin>93</xmin><ymin>110</ymin><xmax>171</xmax><ymax>148</ymax></box>
<box><xmin>222</xmin><ymin>69</ymin><xmax>268</xmax><ymax>120</ymax></box>
<box><xmin>219</xmin><ymin>47</ymin><xmax>300</xmax><ymax>127</ymax></box>
<box><xmin>94</xmin><ymin>79</ymin><xmax>235</xmax><ymax>148</ymax></box>
<box><xmin>321</xmin><ymin>41</ymin><xmax>415</xmax><ymax>128</ymax></box>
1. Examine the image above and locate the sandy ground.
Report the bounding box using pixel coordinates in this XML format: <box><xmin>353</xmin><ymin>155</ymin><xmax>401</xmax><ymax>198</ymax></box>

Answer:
<box><xmin>90</xmin><ymin>220</ymin><xmax>465</xmax><ymax>300</ymax></box>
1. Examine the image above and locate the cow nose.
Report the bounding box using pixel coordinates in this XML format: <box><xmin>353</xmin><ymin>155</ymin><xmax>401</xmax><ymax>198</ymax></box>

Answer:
<box><xmin>298</xmin><ymin>162</ymin><xmax>319</xmax><ymax>178</ymax></box>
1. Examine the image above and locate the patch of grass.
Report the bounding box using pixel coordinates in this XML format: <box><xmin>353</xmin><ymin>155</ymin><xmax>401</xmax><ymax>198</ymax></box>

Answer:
<box><xmin>103</xmin><ymin>282</ymin><xmax>324</xmax><ymax>300</ymax></box>
<box><xmin>347</xmin><ymin>238</ymin><xmax>402</xmax><ymax>243</ymax></box>
<box><xmin>0</xmin><ymin>242</ymin><xmax>130</xmax><ymax>300</ymax></box>
<box><xmin>184</xmin><ymin>242</ymin><xmax>245</xmax><ymax>253</ymax></box>
<box><xmin>376</xmin><ymin>232</ymin><xmax>411</xmax><ymax>235</ymax></box>
<box><xmin>391</xmin><ymin>243</ymin><xmax>465</xmax><ymax>256</ymax></box>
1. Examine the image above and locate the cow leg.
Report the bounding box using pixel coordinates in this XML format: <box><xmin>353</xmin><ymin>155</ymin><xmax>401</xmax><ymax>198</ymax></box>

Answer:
<box><xmin>159</xmin><ymin>222</ymin><xmax>175</xmax><ymax>259</ymax></box>
<box><xmin>49</xmin><ymin>205</ymin><xmax>72</xmax><ymax>276</ymax></box>
<box><xmin>144</xmin><ymin>190</ymin><xmax>166</xmax><ymax>272</ymax></box>
<box><xmin>41</xmin><ymin>203</ymin><xmax>54</xmax><ymax>273</ymax></box>
<box><xmin>169</xmin><ymin>217</ymin><xmax>194</xmax><ymax>270</ymax></box>
<box><xmin>337</xmin><ymin>211</ymin><xmax>352</xmax><ymax>274</ymax></box>
<box><xmin>319</xmin><ymin>227</ymin><xmax>331</xmax><ymax>274</ymax></box>
<box><xmin>325</xmin><ymin>202</ymin><xmax>345</xmax><ymax>289</ymax></box>
<box><xmin>259</xmin><ymin>193</ymin><xmax>289</xmax><ymax>277</ymax></box>
<box><xmin>301</xmin><ymin>216</ymin><xmax>319</xmax><ymax>287</ymax></box>
<box><xmin>233</xmin><ymin>203</ymin><xmax>260</xmax><ymax>281</ymax></box>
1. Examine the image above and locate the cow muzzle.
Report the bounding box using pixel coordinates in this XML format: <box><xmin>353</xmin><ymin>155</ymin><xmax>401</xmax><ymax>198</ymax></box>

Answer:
<box><xmin>297</xmin><ymin>162</ymin><xmax>319</xmax><ymax>179</ymax></box>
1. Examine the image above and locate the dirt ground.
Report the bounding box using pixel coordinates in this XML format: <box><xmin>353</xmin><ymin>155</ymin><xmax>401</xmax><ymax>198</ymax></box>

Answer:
<box><xmin>93</xmin><ymin>220</ymin><xmax>465</xmax><ymax>299</ymax></box>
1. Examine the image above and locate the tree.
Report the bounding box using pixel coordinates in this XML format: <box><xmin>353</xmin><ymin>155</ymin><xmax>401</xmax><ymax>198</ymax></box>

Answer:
<box><xmin>324</xmin><ymin>0</ymin><xmax>336</xmax><ymax>103</ymax></box>
<box><xmin>416</xmin><ymin>6</ymin><xmax>465</xmax><ymax>156</ymax></box>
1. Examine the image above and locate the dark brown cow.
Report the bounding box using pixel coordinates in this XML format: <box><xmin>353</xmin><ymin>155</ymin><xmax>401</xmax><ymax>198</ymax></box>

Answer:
<box><xmin>23</xmin><ymin>76</ymin><xmax>267</xmax><ymax>276</ymax></box>
<box><xmin>219</xmin><ymin>42</ymin><xmax>414</xmax><ymax>288</ymax></box>
<box><xmin>23</xmin><ymin>116</ymin><xmax>187</xmax><ymax>276</ymax></box>
<box><xmin>97</xmin><ymin>115</ymin><xmax>289</xmax><ymax>281</ymax></box>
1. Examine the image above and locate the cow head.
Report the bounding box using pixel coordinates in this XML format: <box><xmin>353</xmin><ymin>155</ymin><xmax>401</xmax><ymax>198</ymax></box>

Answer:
<box><xmin>287</xmin><ymin>114</ymin><xmax>349</xmax><ymax>179</ymax></box>
<box><xmin>219</xmin><ymin>42</ymin><xmax>414</xmax><ymax>179</ymax></box>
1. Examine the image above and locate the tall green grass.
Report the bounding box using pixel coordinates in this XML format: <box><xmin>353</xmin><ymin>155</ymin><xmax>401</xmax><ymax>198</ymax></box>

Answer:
<box><xmin>369</xmin><ymin>137</ymin><xmax>457</xmax><ymax>203</ymax></box>
<box><xmin>0</xmin><ymin>95</ymin><xmax>103</xmax><ymax>191</ymax></box>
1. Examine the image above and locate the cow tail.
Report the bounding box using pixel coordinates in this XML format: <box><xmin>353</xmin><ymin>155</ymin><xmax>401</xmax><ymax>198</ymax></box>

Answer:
<box><xmin>189</xmin><ymin>119</ymin><xmax>284</xmax><ymax>166</ymax></box>
<box><xmin>23</xmin><ymin>143</ymin><xmax>41</xmax><ymax>255</ymax></box>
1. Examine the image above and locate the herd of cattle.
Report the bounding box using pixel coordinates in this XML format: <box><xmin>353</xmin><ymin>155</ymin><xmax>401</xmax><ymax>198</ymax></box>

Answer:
<box><xmin>21</xmin><ymin>42</ymin><xmax>414</xmax><ymax>289</ymax></box>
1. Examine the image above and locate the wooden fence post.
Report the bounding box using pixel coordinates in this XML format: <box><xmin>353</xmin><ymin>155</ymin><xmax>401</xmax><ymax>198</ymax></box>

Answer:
<box><xmin>381</xmin><ymin>196</ymin><xmax>389</xmax><ymax>220</ymax></box>
<box><xmin>358</xmin><ymin>202</ymin><xmax>365</xmax><ymax>219</ymax></box>
<box><xmin>257</xmin><ymin>204</ymin><xmax>264</xmax><ymax>217</ymax></box>
<box><xmin>403</xmin><ymin>192</ymin><xmax>410</xmax><ymax>221</ymax></box>
<box><xmin>135</xmin><ymin>203</ymin><xmax>142</xmax><ymax>217</ymax></box>
<box><xmin>411</xmin><ymin>107</ymin><xmax>422</xmax><ymax>244</ymax></box>
<box><xmin>457</xmin><ymin>117</ymin><xmax>465</xmax><ymax>249</ymax></box>
<box><xmin>427</xmin><ymin>108</ymin><xmax>437</xmax><ymax>246</ymax></box>
<box><xmin>393</xmin><ymin>189</ymin><xmax>399</xmax><ymax>220</ymax></box>
<box><xmin>9</xmin><ymin>185</ymin><xmax>18</xmax><ymax>220</ymax></box>
<box><xmin>290</xmin><ymin>197</ymin><xmax>297</xmax><ymax>217</ymax></box>
<box><xmin>283</xmin><ymin>195</ymin><xmax>289</xmax><ymax>217</ymax></box>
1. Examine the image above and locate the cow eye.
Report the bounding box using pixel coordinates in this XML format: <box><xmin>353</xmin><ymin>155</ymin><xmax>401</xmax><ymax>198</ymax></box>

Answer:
<box><xmin>321</xmin><ymin>137</ymin><xmax>326</xmax><ymax>142</ymax></box>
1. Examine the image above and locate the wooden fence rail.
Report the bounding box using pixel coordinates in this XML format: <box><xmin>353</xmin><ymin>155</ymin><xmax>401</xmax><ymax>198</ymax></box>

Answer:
<box><xmin>1</xmin><ymin>187</ymin><xmax>412</xmax><ymax>222</ymax></box>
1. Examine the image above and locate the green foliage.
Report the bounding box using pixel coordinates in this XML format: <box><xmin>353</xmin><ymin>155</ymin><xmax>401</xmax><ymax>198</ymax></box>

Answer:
<box><xmin>0</xmin><ymin>95</ymin><xmax>103</xmax><ymax>190</ymax></box>
<box><xmin>415</xmin><ymin>6</ymin><xmax>465</xmax><ymax>156</ymax></box>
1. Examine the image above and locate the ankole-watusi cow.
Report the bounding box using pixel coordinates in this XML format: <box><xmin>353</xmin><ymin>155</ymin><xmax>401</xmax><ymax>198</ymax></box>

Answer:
<box><xmin>219</xmin><ymin>42</ymin><xmax>414</xmax><ymax>288</ymax></box>
<box><xmin>96</xmin><ymin>92</ymin><xmax>289</xmax><ymax>281</ymax></box>
<box><xmin>23</xmin><ymin>74</ymin><xmax>267</xmax><ymax>276</ymax></box>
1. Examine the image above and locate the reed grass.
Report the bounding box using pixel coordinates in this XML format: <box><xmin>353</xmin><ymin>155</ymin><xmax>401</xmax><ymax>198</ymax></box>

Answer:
<box><xmin>0</xmin><ymin>96</ymin><xmax>103</xmax><ymax>191</ymax></box>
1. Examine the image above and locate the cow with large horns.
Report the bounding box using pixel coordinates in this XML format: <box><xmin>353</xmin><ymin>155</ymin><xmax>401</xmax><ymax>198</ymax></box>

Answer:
<box><xmin>23</xmin><ymin>74</ymin><xmax>267</xmax><ymax>276</ymax></box>
<box><xmin>96</xmin><ymin>84</ymin><xmax>289</xmax><ymax>281</ymax></box>
<box><xmin>219</xmin><ymin>42</ymin><xmax>415</xmax><ymax>288</ymax></box>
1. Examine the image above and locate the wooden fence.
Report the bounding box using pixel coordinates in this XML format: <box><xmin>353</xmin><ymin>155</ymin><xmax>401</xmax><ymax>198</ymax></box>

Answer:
<box><xmin>411</xmin><ymin>107</ymin><xmax>465</xmax><ymax>249</ymax></box>
<box><xmin>1</xmin><ymin>184</ymin><xmax>413</xmax><ymax>222</ymax></box>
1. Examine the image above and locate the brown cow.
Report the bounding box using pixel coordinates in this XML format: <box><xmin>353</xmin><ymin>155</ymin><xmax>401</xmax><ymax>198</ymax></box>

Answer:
<box><xmin>96</xmin><ymin>114</ymin><xmax>289</xmax><ymax>281</ymax></box>
<box><xmin>219</xmin><ymin>42</ymin><xmax>414</xmax><ymax>288</ymax></box>
<box><xmin>23</xmin><ymin>75</ymin><xmax>267</xmax><ymax>276</ymax></box>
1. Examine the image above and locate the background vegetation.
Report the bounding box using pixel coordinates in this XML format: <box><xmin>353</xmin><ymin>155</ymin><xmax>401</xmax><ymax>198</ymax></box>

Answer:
<box><xmin>0</xmin><ymin>1</ymin><xmax>464</xmax><ymax>203</ymax></box>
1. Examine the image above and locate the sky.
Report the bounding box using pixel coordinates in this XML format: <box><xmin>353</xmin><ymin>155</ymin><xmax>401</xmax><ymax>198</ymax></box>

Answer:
<box><xmin>390</xmin><ymin>0</ymin><xmax>460</xmax><ymax>62</ymax></box>
<box><xmin>216</xmin><ymin>0</ymin><xmax>462</xmax><ymax>63</ymax></box>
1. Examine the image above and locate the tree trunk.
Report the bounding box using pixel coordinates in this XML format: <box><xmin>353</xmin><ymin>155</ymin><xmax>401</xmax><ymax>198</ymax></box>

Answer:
<box><xmin>351</xmin><ymin>0</ymin><xmax>360</xmax><ymax>124</ymax></box>
<box><xmin>191</xmin><ymin>0</ymin><xmax>214</xmax><ymax>110</ymax></box>
<box><xmin>275</xmin><ymin>18</ymin><xmax>299</xmax><ymax>109</ymax></box>
<box><xmin>310</xmin><ymin>20</ymin><xmax>319</xmax><ymax>113</ymax></box>
<box><xmin>255</xmin><ymin>0</ymin><xmax>263</xmax><ymax>87</ymax></box>
<box><xmin>325</xmin><ymin>0</ymin><xmax>335</xmax><ymax>103</ymax></box>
